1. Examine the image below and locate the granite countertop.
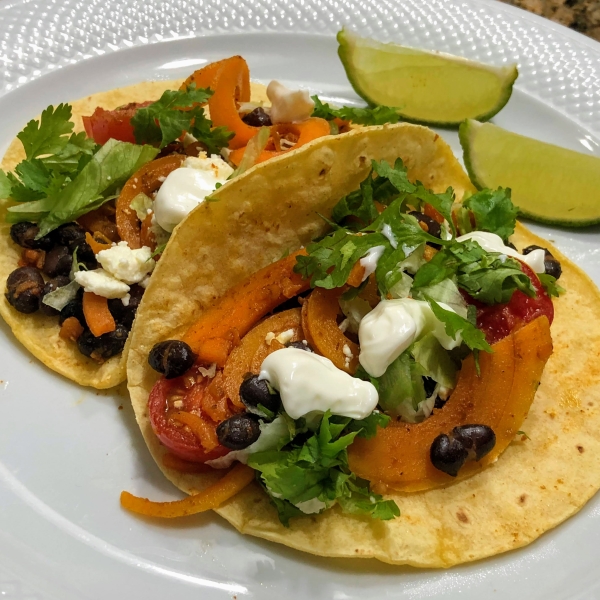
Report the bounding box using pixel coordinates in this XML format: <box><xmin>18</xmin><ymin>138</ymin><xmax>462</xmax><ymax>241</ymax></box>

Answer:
<box><xmin>502</xmin><ymin>0</ymin><xmax>600</xmax><ymax>40</ymax></box>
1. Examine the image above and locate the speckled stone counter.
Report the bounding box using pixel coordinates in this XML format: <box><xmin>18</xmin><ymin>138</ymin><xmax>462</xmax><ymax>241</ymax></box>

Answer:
<box><xmin>502</xmin><ymin>0</ymin><xmax>600</xmax><ymax>40</ymax></box>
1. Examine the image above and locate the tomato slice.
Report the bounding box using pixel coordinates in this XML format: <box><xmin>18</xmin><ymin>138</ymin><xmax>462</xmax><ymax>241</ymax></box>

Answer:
<box><xmin>148</xmin><ymin>378</ymin><xmax>230</xmax><ymax>463</ymax></box>
<box><xmin>82</xmin><ymin>102</ymin><xmax>152</xmax><ymax>145</ymax></box>
<box><xmin>467</xmin><ymin>262</ymin><xmax>554</xmax><ymax>345</ymax></box>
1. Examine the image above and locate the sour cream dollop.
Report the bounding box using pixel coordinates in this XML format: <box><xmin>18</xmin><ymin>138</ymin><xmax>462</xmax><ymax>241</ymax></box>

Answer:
<box><xmin>154</xmin><ymin>154</ymin><xmax>233</xmax><ymax>232</ymax></box>
<box><xmin>358</xmin><ymin>298</ymin><xmax>462</xmax><ymax>378</ymax></box>
<box><xmin>456</xmin><ymin>231</ymin><xmax>546</xmax><ymax>274</ymax></box>
<box><xmin>259</xmin><ymin>348</ymin><xmax>378</xmax><ymax>420</ymax></box>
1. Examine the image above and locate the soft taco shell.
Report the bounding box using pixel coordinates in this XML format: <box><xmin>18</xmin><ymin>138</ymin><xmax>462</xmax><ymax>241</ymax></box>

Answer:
<box><xmin>0</xmin><ymin>79</ymin><xmax>267</xmax><ymax>388</ymax></box>
<box><xmin>122</xmin><ymin>123</ymin><xmax>600</xmax><ymax>567</ymax></box>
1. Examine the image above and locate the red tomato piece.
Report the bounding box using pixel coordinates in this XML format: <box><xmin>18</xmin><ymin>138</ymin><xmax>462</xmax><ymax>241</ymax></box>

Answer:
<box><xmin>82</xmin><ymin>102</ymin><xmax>152</xmax><ymax>145</ymax></box>
<box><xmin>148</xmin><ymin>378</ymin><xmax>230</xmax><ymax>463</ymax></box>
<box><xmin>466</xmin><ymin>262</ymin><xmax>554</xmax><ymax>345</ymax></box>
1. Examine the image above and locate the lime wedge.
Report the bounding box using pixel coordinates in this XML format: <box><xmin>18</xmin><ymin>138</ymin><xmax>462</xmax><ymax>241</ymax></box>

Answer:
<box><xmin>337</xmin><ymin>29</ymin><xmax>518</xmax><ymax>126</ymax></box>
<box><xmin>460</xmin><ymin>119</ymin><xmax>600</xmax><ymax>226</ymax></box>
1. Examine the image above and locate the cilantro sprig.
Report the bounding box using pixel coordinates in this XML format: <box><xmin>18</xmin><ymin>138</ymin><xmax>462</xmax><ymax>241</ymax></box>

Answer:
<box><xmin>248</xmin><ymin>411</ymin><xmax>398</xmax><ymax>526</ymax></box>
<box><xmin>312</xmin><ymin>96</ymin><xmax>401</xmax><ymax>126</ymax></box>
<box><xmin>0</xmin><ymin>104</ymin><xmax>97</xmax><ymax>205</ymax></box>
<box><xmin>455</xmin><ymin>188</ymin><xmax>517</xmax><ymax>241</ymax></box>
<box><xmin>131</xmin><ymin>85</ymin><xmax>233</xmax><ymax>153</ymax></box>
<box><xmin>412</xmin><ymin>239</ymin><xmax>536</xmax><ymax>305</ymax></box>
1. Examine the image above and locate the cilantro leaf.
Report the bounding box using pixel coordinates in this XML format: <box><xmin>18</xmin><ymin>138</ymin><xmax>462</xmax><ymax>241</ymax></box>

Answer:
<box><xmin>463</xmin><ymin>188</ymin><xmax>518</xmax><ymax>242</ymax></box>
<box><xmin>18</xmin><ymin>104</ymin><xmax>74</xmax><ymax>159</ymax></box>
<box><xmin>248</xmin><ymin>411</ymin><xmax>398</xmax><ymax>526</ymax></box>
<box><xmin>538</xmin><ymin>273</ymin><xmax>565</xmax><ymax>298</ymax></box>
<box><xmin>425</xmin><ymin>297</ymin><xmax>492</xmax><ymax>353</ymax></box>
<box><xmin>311</xmin><ymin>96</ymin><xmax>400</xmax><ymax>125</ymax></box>
<box><xmin>413</xmin><ymin>239</ymin><xmax>536</xmax><ymax>305</ymax></box>
<box><xmin>0</xmin><ymin>171</ymin><xmax>11</xmax><ymax>198</ymax></box>
<box><xmin>131</xmin><ymin>85</ymin><xmax>233</xmax><ymax>153</ymax></box>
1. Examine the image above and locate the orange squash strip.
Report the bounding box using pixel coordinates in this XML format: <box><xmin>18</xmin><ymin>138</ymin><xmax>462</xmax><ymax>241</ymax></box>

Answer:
<box><xmin>116</xmin><ymin>154</ymin><xmax>185</xmax><ymax>248</ymax></box>
<box><xmin>85</xmin><ymin>231</ymin><xmax>112</xmax><ymax>255</ymax></box>
<box><xmin>162</xmin><ymin>453</ymin><xmax>215</xmax><ymax>473</ymax></box>
<box><xmin>182</xmin><ymin>250</ymin><xmax>309</xmax><ymax>366</ymax></box>
<box><xmin>82</xmin><ymin>292</ymin><xmax>116</xmax><ymax>337</ymax></box>
<box><xmin>346</xmin><ymin>261</ymin><xmax>366</xmax><ymax>287</ymax></box>
<box><xmin>302</xmin><ymin>287</ymin><xmax>359</xmax><ymax>374</ymax></box>
<box><xmin>59</xmin><ymin>316</ymin><xmax>84</xmax><ymax>342</ymax></box>
<box><xmin>207</xmin><ymin>56</ymin><xmax>256</xmax><ymax>150</ymax></box>
<box><xmin>139</xmin><ymin>213</ymin><xmax>156</xmax><ymax>251</ymax></box>
<box><xmin>120</xmin><ymin>463</ymin><xmax>255</xmax><ymax>518</ymax></box>
<box><xmin>171</xmin><ymin>411</ymin><xmax>220</xmax><ymax>452</ymax></box>
<box><xmin>229</xmin><ymin>118</ymin><xmax>332</xmax><ymax>166</ymax></box>
<box><xmin>180</xmin><ymin>57</ymin><xmax>244</xmax><ymax>96</ymax></box>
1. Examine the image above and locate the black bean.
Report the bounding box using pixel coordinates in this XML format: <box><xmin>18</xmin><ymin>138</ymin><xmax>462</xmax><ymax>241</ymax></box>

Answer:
<box><xmin>157</xmin><ymin>143</ymin><xmax>185</xmax><ymax>158</ymax></box>
<box><xmin>422</xmin><ymin>376</ymin><xmax>437</xmax><ymax>398</ymax></box>
<box><xmin>59</xmin><ymin>288</ymin><xmax>84</xmax><ymax>326</ymax></box>
<box><xmin>39</xmin><ymin>276</ymin><xmax>71</xmax><ymax>317</ymax></box>
<box><xmin>241</xmin><ymin>107</ymin><xmax>272</xmax><ymax>127</ymax></box>
<box><xmin>522</xmin><ymin>245</ymin><xmax>562</xmax><ymax>280</ymax></box>
<box><xmin>505</xmin><ymin>241</ymin><xmax>517</xmax><ymax>251</ymax></box>
<box><xmin>216</xmin><ymin>413</ymin><xmax>261</xmax><ymax>450</ymax></box>
<box><xmin>430</xmin><ymin>433</ymin><xmax>469</xmax><ymax>477</ymax></box>
<box><xmin>285</xmin><ymin>340</ymin><xmax>314</xmax><ymax>352</ymax></box>
<box><xmin>5</xmin><ymin>267</ymin><xmax>45</xmax><ymax>314</ymax></box>
<box><xmin>53</xmin><ymin>223</ymin><xmax>86</xmax><ymax>253</ymax></box>
<box><xmin>408</xmin><ymin>211</ymin><xmax>442</xmax><ymax>239</ymax></box>
<box><xmin>108</xmin><ymin>284</ymin><xmax>145</xmax><ymax>330</ymax></box>
<box><xmin>148</xmin><ymin>340</ymin><xmax>197</xmax><ymax>379</ymax></box>
<box><xmin>239</xmin><ymin>374</ymin><xmax>281</xmax><ymax>414</ymax></box>
<box><xmin>452</xmin><ymin>424</ymin><xmax>496</xmax><ymax>461</ymax></box>
<box><xmin>77</xmin><ymin>324</ymin><xmax>129</xmax><ymax>361</ymax></box>
<box><xmin>74</xmin><ymin>241</ymin><xmax>98</xmax><ymax>270</ymax></box>
<box><xmin>43</xmin><ymin>245</ymin><xmax>72</xmax><ymax>277</ymax></box>
<box><xmin>10</xmin><ymin>222</ymin><xmax>54</xmax><ymax>251</ymax></box>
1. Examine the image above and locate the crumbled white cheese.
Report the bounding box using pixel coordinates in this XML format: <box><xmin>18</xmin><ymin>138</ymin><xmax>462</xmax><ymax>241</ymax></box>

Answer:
<box><xmin>97</xmin><ymin>241</ymin><xmax>155</xmax><ymax>285</ymax></box>
<box><xmin>74</xmin><ymin>269</ymin><xmax>130</xmax><ymax>299</ymax></box>
<box><xmin>275</xmin><ymin>329</ymin><xmax>295</xmax><ymax>345</ymax></box>
<box><xmin>198</xmin><ymin>363</ymin><xmax>217</xmax><ymax>379</ymax></box>
<box><xmin>266</xmin><ymin>80</ymin><xmax>315</xmax><ymax>124</ymax></box>
<box><xmin>121</xmin><ymin>293</ymin><xmax>131</xmax><ymax>307</ymax></box>
<box><xmin>338</xmin><ymin>318</ymin><xmax>349</xmax><ymax>333</ymax></box>
<box><xmin>265</xmin><ymin>332</ymin><xmax>276</xmax><ymax>346</ymax></box>
<box><xmin>154</xmin><ymin>153</ymin><xmax>234</xmax><ymax>232</ymax></box>
<box><xmin>342</xmin><ymin>343</ymin><xmax>354</xmax><ymax>369</ymax></box>
<box><xmin>173</xmin><ymin>400</ymin><xmax>184</xmax><ymax>409</ymax></box>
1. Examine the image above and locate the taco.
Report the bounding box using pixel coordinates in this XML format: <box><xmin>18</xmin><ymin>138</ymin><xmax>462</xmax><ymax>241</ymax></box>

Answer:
<box><xmin>0</xmin><ymin>54</ymin><xmax>379</xmax><ymax>389</ymax></box>
<box><xmin>123</xmin><ymin>122</ymin><xmax>600</xmax><ymax>567</ymax></box>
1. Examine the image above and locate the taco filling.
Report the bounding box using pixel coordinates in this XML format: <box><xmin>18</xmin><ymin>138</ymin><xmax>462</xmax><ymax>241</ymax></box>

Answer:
<box><xmin>124</xmin><ymin>157</ymin><xmax>561</xmax><ymax>524</ymax></box>
<box><xmin>0</xmin><ymin>56</ymin><xmax>400</xmax><ymax>385</ymax></box>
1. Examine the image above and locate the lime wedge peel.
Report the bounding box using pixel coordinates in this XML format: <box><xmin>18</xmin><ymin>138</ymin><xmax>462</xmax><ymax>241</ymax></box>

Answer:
<box><xmin>337</xmin><ymin>29</ymin><xmax>518</xmax><ymax>127</ymax></box>
<box><xmin>460</xmin><ymin>119</ymin><xmax>600</xmax><ymax>227</ymax></box>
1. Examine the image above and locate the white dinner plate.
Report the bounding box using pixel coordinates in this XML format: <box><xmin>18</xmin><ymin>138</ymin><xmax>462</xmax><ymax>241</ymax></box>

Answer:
<box><xmin>1</xmin><ymin>0</ymin><xmax>599</xmax><ymax>598</ymax></box>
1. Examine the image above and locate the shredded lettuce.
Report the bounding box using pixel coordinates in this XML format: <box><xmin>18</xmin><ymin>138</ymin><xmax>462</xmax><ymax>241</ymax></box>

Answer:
<box><xmin>229</xmin><ymin>126</ymin><xmax>270</xmax><ymax>178</ymax></box>
<box><xmin>8</xmin><ymin>139</ymin><xmax>159</xmax><ymax>237</ymax></box>
<box><xmin>41</xmin><ymin>280</ymin><xmax>80</xmax><ymax>311</ymax></box>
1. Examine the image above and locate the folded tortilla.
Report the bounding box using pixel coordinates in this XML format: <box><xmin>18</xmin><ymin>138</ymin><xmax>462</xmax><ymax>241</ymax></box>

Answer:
<box><xmin>0</xmin><ymin>79</ymin><xmax>268</xmax><ymax>389</ymax></box>
<box><xmin>124</xmin><ymin>122</ymin><xmax>600</xmax><ymax>567</ymax></box>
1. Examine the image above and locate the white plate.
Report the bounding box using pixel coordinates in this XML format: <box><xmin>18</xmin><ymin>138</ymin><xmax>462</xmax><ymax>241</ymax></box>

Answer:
<box><xmin>1</xmin><ymin>1</ymin><xmax>599</xmax><ymax>598</ymax></box>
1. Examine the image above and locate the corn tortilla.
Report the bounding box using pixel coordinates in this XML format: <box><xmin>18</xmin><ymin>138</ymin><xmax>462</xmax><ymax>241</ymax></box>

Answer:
<box><xmin>124</xmin><ymin>123</ymin><xmax>600</xmax><ymax>567</ymax></box>
<box><xmin>0</xmin><ymin>79</ymin><xmax>268</xmax><ymax>389</ymax></box>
